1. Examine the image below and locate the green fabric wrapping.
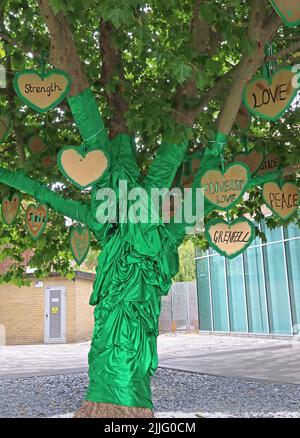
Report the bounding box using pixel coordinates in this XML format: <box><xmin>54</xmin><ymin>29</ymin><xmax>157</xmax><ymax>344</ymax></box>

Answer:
<box><xmin>0</xmin><ymin>167</ymin><xmax>92</xmax><ymax>226</ymax></box>
<box><xmin>0</xmin><ymin>86</ymin><xmax>283</xmax><ymax>411</ymax></box>
<box><xmin>67</xmin><ymin>91</ymin><xmax>183</xmax><ymax>409</ymax></box>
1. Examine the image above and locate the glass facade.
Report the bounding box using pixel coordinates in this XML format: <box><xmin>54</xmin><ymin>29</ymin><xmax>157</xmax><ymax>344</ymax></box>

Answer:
<box><xmin>196</xmin><ymin>221</ymin><xmax>300</xmax><ymax>336</ymax></box>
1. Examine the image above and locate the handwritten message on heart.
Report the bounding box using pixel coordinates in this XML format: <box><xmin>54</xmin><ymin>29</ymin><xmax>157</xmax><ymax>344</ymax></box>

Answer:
<box><xmin>58</xmin><ymin>146</ymin><xmax>109</xmax><ymax>190</ymax></box>
<box><xmin>0</xmin><ymin>114</ymin><xmax>10</xmax><ymax>143</ymax></box>
<box><xmin>270</xmin><ymin>0</ymin><xmax>300</xmax><ymax>27</ymax></box>
<box><xmin>14</xmin><ymin>69</ymin><xmax>71</xmax><ymax>113</ymax></box>
<box><xmin>205</xmin><ymin>217</ymin><xmax>255</xmax><ymax>259</ymax></box>
<box><xmin>25</xmin><ymin>203</ymin><xmax>48</xmax><ymax>240</ymax></box>
<box><xmin>70</xmin><ymin>226</ymin><xmax>91</xmax><ymax>265</ymax></box>
<box><xmin>200</xmin><ymin>163</ymin><xmax>250</xmax><ymax>211</ymax></box>
<box><xmin>243</xmin><ymin>67</ymin><xmax>297</xmax><ymax>121</ymax></box>
<box><xmin>257</xmin><ymin>153</ymin><xmax>281</xmax><ymax>176</ymax></box>
<box><xmin>234</xmin><ymin>148</ymin><xmax>264</xmax><ymax>176</ymax></box>
<box><xmin>1</xmin><ymin>192</ymin><xmax>21</xmax><ymax>225</ymax></box>
<box><xmin>262</xmin><ymin>182</ymin><xmax>299</xmax><ymax>221</ymax></box>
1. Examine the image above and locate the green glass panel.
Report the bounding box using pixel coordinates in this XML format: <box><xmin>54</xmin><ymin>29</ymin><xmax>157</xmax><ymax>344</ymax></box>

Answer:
<box><xmin>263</xmin><ymin>242</ymin><xmax>292</xmax><ymax>335</ymax></box>
<box><xmin>210</xmin><ymin>256</ymin><xmax>229</xmax><ymax>332</ymax></box>
<box><xmin>284</xmin><ymin>222</ymin><xmax>300</xmax><ymax>239</ymax></box>
<box><xmin>243</xmin><ymin>247</ymin><xmax>269</xmax><ymax>334</ymax></box>
<box><xmin>226</xmin><ymin>256</ymin><xmax>248</xmax><ymax>332</ymax></box>
<box><xmin>196</xmin><ymin>258</ymin><xmax>212</xmax><ymax>331</ymax></box>
<box><xmin>285</xmin><ymin>238</ymin><xmax>300</xmax><ymax>334</ymax></box>
<box><xmin>261</xmin><ymin>220</ymin><xmax>283</xmax><ymax>243</ymax></box>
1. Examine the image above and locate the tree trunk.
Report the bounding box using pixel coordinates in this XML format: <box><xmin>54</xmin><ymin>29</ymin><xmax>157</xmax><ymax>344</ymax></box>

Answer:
<box><xmin>73</xmin><ymin>402</ymin><xmax>154</xmax><ymax>418</ymax></box>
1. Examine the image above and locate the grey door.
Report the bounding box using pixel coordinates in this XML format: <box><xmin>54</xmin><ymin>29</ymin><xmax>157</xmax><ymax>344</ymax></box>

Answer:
<box><xmin>45</xmin><ymin>286</ymin><xmax>66</xmax><ymax>343</ymax></box>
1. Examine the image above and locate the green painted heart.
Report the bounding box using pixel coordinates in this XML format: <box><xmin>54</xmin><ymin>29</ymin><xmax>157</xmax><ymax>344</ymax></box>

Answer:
<box><xmin>70</xmin><ymin>225</ymin><xmax>91</xmax><ymax>265</ymax></box>
<box><xmin>234</xmin><ymin>147</ymin><xmax>264</xmax><ymax>176</ymax></box>
<box><xmin>25</xmin><ymin>203</ymin><xmax>48</xmax><ymax>240</ymax></box>
<box><xmin>243</xmin><ymin>67</ymin><xmax>298</xmax><ymax>121</ymax></box>
<box><xmin>262</xmin><ymin>181</ymin><xmax>299</xmax><ymax>221</ymax></box>
<box><xmin>200</xmin><ymin>163</ymin><xmax>251</xmax><ymax>211</ymax></box>
<box><xmin>270</xmin><ymin>0</ymin><xmax>300</xmax><ymax>27</ymax></box>
<box><xmin>58</xmin><ymin>145</ymin><xmax>109</xmax><ymax>190</ymax></box>
<box><xmin>205</xmin><ymin>217</ymin><xmax>256</xmax><ymax>259</ymax></box>
<box><xmin>1</xmin><ymin>192</ymin><xmax>21</xmax><ymax>225</ymax></box>
<box><xmin>13</xmin><ymin>69</ymin><xmax>71</xmax><ymax>113</ymax></box>
<box><xmin>0</xmin><ymin>114</ymin><xmax>10</xmax><ymax>143</ymax></box>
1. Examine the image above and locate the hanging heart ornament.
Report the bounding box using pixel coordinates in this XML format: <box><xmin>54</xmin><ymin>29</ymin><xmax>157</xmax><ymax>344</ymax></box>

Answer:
<box><xmin>25</xmin><ymin>203</ymin><xmax>48</xmax><ymax>240</ymax></box>
<box><xmin>69</xmin><ymin>225</ymin><xmax>91</xmax><ymax>265</ymax></box>
<box><xmin>1</xmin><ymin>192</ymin><xmax>21</xmax><ymax>225</ymax></box>
<box><xmin>205</xmin><ymin>217</ymin><xmax>256</xmax><ymax>259</ymax></box>
<box><xmin>58</xmin><ymin>145</ymin><xmax>109</xmax><ymax>190</ymax></box>
<box><xmin>243</xmin><ymin>67</ymin><xmax>298</xmax><ymax>121</ymax></box>
<box><xmin>270</xmin><ymin>0</ymin><xmax>300</xmax><ymax>27</ymax></box>
<box><xmin>262</xmin><ymin>182</ymin><xmax>299</xmax><ymax>221</ymax></box>
<box><xmin>200</xmin><ymin>163</ymin><xmax>250</xmax><ymax>211</ymax></box>
<box><xmin>14</xmin><ymin>69</ymin><xmax>71</xmax><ymax>113</ymax></box>
<box><xmin>234</xmin><ymin>147</ymin><xmax>264</xmax><ymax>176</ymax></box>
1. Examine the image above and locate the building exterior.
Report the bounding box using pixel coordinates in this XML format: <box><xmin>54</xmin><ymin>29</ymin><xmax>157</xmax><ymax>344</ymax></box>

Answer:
<box><xmin>0</xmin><ymin>272</ymin><xmax>95</xmax><ymax>345</ymax></box>
<box><xmin>196</xmin><ymin>221</ymin><xmax>300</xmax><ymax>336</ymax></box>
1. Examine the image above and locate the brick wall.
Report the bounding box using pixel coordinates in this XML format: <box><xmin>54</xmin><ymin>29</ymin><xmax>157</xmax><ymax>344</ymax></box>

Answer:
<box><xmin>0</xmin><ymin>275</ymin><xmax>95</xmax><ymax>345</ymax></box>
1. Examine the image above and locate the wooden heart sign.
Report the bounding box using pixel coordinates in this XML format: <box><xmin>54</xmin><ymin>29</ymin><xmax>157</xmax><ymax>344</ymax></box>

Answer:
<box><xmin>14</xmin><ymin>69</ymin><xmax>71</xmax><ymax>113</ymax></box>
<box><xmin>205</xmin><ymin>217</ymin><xmax>255</xmax><ymax>259</ymax></box>
<box><xmin>200</xmin><ymin>163</ymin><xmax>250</xmax><ymax>211</ymax></box>
<box><xmin>262</xmin><ymin>182</ymin><xmax>299</xmax><ymax>221</ymax></box>
<box><xmin>1</xmin><ymin>192</ymin><xmax>21</xmax><ymax>225</ymax></box>
<box><xmin>270</xmin><ymin>0</ymin><xmax>300</xmax><ymax>27</ymax></box>
<box><xmin>28</xmin><ymin>135</ymin><xmax>47</xmax><ymax>154</ymax></box>
<box><xmin>70</xmin><ymin>225</ymin><xmax>91</xmax><ymax>265</ymax></box>
<box><xmin>243</xmin><ymin>67</ymin><xmax>298</xmax><ymax>121</ymax></box>
<box><xmin>58</xmin><ymin>145</ymin><xmax>109</xmax><ymax>190</ymax></box>
<box><xmin>257</xmin><ymin>153</ymin><xmax>281</xmax><ymax>176</ymax></box>
<box><xmin>0</xmin><ymin>114</ymin><xmax>10</xmax><ymax>143</ymax></box>
<box><xmin>25</xmin><ymin>203</ymin><xmax>48</xmax><ymax>240</ymax></box>
<box><xmin>236</xmin><ymin>105</ymin><xmax>251</xmax><ymax>132</ymax></box>
<box><xmin>234</xmin><ymin>147</ymin><xmax>264</xmax><ymax>176</ymax></box>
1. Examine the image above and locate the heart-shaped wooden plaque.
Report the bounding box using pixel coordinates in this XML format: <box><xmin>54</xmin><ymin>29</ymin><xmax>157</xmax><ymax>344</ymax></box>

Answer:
<box><xmin>200</xmin><ymin>163</ymin><xmax>250</xmax><ymax>211</ymax></box>
<box><xmin>14</xmin><ymin>69</ymin><xmax>71</xmax><ymax>113</ymax></box>
<box><xmin>70</xmin><ymin>225</ymin><xmax>91</xmax><ymax>265</ymax></box>
<box><xmin>270</xmin><ymin>0</ymin><xmax>300</xmax><ymax>27</ymax></box>
<box><xmin>1</xmin><ymin>192</ymin><xmax>21</xmax><ymax>225</ymax></box>
<box><xmin>262</xmin><ymin>181</ymin><xmax>299</xmax><ymax>221</ymax></box>
<box><xmin>58</xmin><ymin>145</ymin><xmax>109</xmax><ymax>190</ymax></box>
<box><xmin>243</xmin><ymin>67</ymin><xmax>298</xmax><ymax>121</ymax></box>
<box><xmin>234</xmin><ymin>147</ymin><xmax>264</xmax><ymax>176</ymax></box>
<box><xmin>0</xmin><ymin>114</ymin><xmax>10</xmax><ymax>143</ymax></box>
<box><xmin>25</xmin><ymin>203</ymin><xmax>48</xmax><ymax>240</ymax></box>
<box><xmin>205</xmin><ymin>217</ymin><xmax>256</xmax><ymax>259</ymax></box>
<box><xmin>257</xmin><ymin>153</ymin><xmax>281</xmax><ymax>176</ymax></box>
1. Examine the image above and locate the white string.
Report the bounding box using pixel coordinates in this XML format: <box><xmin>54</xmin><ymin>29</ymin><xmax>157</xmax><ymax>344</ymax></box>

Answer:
<box><xmin>83</xmin><ymin>126</ymin><xmax>105</xmax><ymax>144</ymax></box>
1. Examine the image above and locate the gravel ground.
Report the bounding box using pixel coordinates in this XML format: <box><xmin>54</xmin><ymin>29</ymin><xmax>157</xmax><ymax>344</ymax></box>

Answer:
<box><xmin>0</xmin><ymin>368</ymin><xmax>299</xmax><ymax>418</ymax></box>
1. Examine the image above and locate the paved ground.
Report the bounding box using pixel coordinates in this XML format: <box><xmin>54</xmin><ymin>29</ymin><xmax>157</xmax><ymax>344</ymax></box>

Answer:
<box><xmin>1</xmin><ymin>333</ymin><xmax>300</xmax><ymax>385</ymax></box>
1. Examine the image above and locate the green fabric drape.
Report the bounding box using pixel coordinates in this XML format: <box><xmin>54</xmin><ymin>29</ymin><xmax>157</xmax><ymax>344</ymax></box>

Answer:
<box><xmin>0</xmin><ymin>90</ymin><xmax>283</xmax><ymax>410</ymax></box>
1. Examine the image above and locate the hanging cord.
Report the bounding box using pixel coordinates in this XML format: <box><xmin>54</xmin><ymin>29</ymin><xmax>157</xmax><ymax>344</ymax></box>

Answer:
<box><xmin>241</xmin><ymin>134</ymin><xmax>249</xmax><ymax>153</ymax></box>
<box><xmin>39</xmin><ymin>51</ymin><xmax>48</xmax><ymax>78</ymax></box>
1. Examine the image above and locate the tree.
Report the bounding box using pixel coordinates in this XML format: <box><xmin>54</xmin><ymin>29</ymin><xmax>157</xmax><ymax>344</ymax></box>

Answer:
<box><xmin>0</xmin><ymin>0</ymin><xmax>299</xmax><ymax>417</ymax></box>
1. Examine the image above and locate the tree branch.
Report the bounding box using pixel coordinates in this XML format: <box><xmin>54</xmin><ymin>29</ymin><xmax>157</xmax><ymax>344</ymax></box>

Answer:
<box><xmin>37</xmin><ymin>0</ymin><xmax>89</xmax><ymax>96</ymax></box>
<box><xmin>99</xmin><ymin>20</ymin><xmax>129</xmax><ymax>137</ymax></box>
<box><xmin>0</xmin><ymin>33</ymin><xmax>40</xmax><ymax>58</ymax></box>
<box><xmin>173</xmin><ymin>0</ymin><xmax>221</xmax><ymax>126</ymax></box>
<box><xmin>217</xmin><ymin>2</ymin><xmax>281</xmax><ymax>135</ymax></box>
